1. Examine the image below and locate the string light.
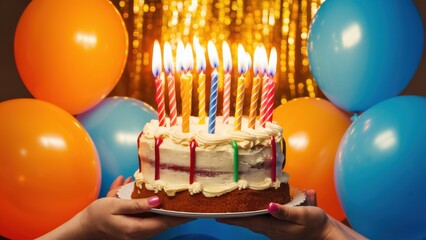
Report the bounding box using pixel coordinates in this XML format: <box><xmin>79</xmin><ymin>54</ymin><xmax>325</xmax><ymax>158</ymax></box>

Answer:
<box><xmin>112</xmin><ymin>0</ymin><xmax>323</xmax><ymax>114</ymax></box>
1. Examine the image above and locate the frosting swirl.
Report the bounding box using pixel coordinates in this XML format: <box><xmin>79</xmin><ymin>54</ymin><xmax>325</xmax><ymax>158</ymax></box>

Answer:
<box><xmin>142</xmin><ymin>116</ymin><xmax>283</xmax><ymax>149</ymax></box>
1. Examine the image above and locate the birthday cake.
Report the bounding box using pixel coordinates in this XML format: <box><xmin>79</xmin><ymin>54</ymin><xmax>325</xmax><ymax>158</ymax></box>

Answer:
<box><xmin>131</xmin><ymin>116</ymin><xmax>291</xmax><ymax>213</ymax></box>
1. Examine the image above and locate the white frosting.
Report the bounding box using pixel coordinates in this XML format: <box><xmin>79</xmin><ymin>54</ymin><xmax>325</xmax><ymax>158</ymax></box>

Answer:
<box><xmin>142</xmin><ymin>116</ymin><xmax>283</xmax><ymax>149</ymax></box>
<box><xmin>136</xmin><ymin>116</ymin><xmax>289</xmax><ymax>197</ymax></box>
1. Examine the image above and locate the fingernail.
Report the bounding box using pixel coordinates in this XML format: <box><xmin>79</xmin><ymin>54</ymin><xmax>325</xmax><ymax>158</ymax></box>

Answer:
<box><xmin>148</xmin><ymin>196</ymin><xmax>160</xmax><ymax>206</ymax></box>
<box><xmin>268</xmin><ymin>202</ymin><xmax>279</xmax><ymax>213</ymax></box>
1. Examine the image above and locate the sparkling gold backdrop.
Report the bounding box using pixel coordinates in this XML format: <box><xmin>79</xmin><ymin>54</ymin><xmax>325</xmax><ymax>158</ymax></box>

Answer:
<box><xmin>110</xmin><ymin>0</ymin><xmax>324</xmax><ymax>115</ymax></box>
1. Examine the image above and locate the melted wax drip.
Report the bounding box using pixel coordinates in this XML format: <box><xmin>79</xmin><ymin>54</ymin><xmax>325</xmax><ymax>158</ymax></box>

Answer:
<box><xmin>155</xmin><ymin>137</ymin><xmax>163</xmax><ymax>180</ymax></box>
<box><xmin>137</xmin><ymin>131</ymin><xmax>144</xmax><ymax>172</ymax></box>
<box><xmin>189</xmin><ymin>139</ymin><xmax>198</xmax><ymax>184</ymax></box>
<box><xmin>270</xmin><ymin>136</ymin><xmax>276</xmax><ymax>182</ymax></box>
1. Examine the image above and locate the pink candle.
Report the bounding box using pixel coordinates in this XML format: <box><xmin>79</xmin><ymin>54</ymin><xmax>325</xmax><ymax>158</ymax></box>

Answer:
<box><xmin>266</xmin><ymin>47</ymin><xmax>277</xmax><ymax>122</ymax></box>
<box><xmin>258</xmin><ymin>46</ymin><xmax>269</xmax><ymax>127</ymax></box>
<box><xmin>222</xmin><ymin>41</ymin><xmax>232</xmax><ymax>124</ymax></box>
<box><xmin>152</xmin><ymin>40</ymin><xmax>166</xmax><ymax>127</ymax></box>
<box><xmin>163</xmin><ymin>42</ymin><xmax>177</xmax><ymax>126</ymax></box>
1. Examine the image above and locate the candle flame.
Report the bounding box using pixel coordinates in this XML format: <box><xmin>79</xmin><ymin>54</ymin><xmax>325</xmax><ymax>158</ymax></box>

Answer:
<box><xmin>253</xmin><ymin>46</ymin><xmax>261</xmax><ymax>75</ymax></box>
<box><xmin>259</xmin><ymin>45</ymin><xmax>268</xmax><ymax>75</ymax></box>
<box><xmin>268</xmin><ymin>47</ymin><xmax>277</xmax><ymax>76</ymax></box>
<box><xmin>184</xmin><ymin>43</ymin><xmax>194</xmax><ymax>72</ymax></box>
<box><xmin>176</xmin><ymin>40</ymin><xmax>185</xmax><ymax>73</ymax></box>
<box><xmin>237</xmin><ymin>44</ymin><xmax>247</xmax><ymax>74</ymax></box>
<box><xmin>207</xmin><ymin>41</ymin><xmax>219</xmax><ymax>68</ymax></box>
<box><xmin>163</xmin><ymin>41</ymin><xmax>174</xmax><ymax>74</ymax></box>
<box><xmin>152</xmin><ymin>40</ymin><xmax>162</xmax><ymax>77</ymax></box>
<box><xmin>222</xmin><ymin>41</ymin><xmax>232</xmax><ymax>72</ymax></box>
<box><xmin>195</xmin><ymin>45</ymin><xmax>206</xmax><ymax>72</ymax></box>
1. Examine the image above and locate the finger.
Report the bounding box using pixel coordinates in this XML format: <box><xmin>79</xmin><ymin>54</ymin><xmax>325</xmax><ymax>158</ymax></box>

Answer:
<box><xmin>109</xmin><ymin>176</ymin><xmax>125</xmax><ymax>191</ymax></box>
<box><xmin>269</xmin><ymin>203</ymin><xmax>325</xmax><ymax>225</ymax></box>
<box><xmin>111</xmin><ymin>196</ymin><xmax>161</xmax><ymax>215</ymax></box>
<box><xmin>124</xmin><ymin>176</ymin><xmax>133</xmax><ymax>184</ymax></box>
<box><xmin>306</xmin><ymin>189</ymin><xmax>317</xmax><ymax>206</ymax></box>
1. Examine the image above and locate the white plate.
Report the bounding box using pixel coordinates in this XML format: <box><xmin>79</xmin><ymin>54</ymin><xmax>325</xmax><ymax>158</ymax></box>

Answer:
<box><xmin>117</xmin><ymin>181</ymin><xmax>306</xmax><ymax>218</ymax></box>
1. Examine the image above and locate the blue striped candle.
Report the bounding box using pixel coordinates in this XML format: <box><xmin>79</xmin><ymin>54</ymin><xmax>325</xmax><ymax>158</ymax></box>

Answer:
<box><xmin>207</xmin><ymin>41</ymin><xmax>219</xmax><ymax>134</ymax></box>
<box><xmin>208</xmin><ymin>69</ymin><xmax>218</xmax><ymax>134</ymax></box>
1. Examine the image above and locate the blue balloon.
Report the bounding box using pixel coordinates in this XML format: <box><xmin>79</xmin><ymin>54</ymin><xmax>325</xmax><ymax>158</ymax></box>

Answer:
<box><xmin>335</xmin><ymin>96</ymin><xmax>426</xmax><ymax>239</ymax></box>
<box><xmin>77</xmin><ymin>97</ymin><xmax>157</xmax><ymax>197</ymax></box>
<box><xmin>308</xmin><ymin>0</ymin><xmax>424</xmax><ymax>112</ymax></box>
<box><xmin>150</xmin><ymin>219</ymin><xmax>268</xmax><ymax>240</ymax></box>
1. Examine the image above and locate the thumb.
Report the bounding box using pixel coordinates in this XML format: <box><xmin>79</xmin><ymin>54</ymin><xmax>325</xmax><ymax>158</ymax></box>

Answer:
<box><xmin>111</xmin><ymin>196</ymin><xmax>161</xmax><ymax>215</ymax></box>
<box><xmin>268</xmin><ymin>202</ymin><xmax>309</xmax><ymax>224</ymax></box>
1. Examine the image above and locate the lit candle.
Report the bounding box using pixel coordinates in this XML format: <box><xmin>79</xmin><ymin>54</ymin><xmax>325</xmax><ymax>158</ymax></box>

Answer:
<box><xmin>248</xmin><ymin>47</ymin><xmax>261</xmax><ymax>129</ymax></box>
<box><xmin>181</xmin><ymin>43</ymin><xmax>194</xmax><ymax>133</ymax></box>
<box><xmin>266</xmin><ymin>47</ymin><xmax>277</xmax><ymax>122</ymax></box>
<box><xmin>195</xmin><ymin>44</ymin><xmax>207</xmax><ymax>124</ymax></box>
<box><xmin>152</xmin><ymin>40</ymin><xmax>166</xmax><ymax>127</ymax></box>
<box><xmin>163</xmin><ymin>41</ymin><xmax>178</xmax><ymax>126</ymax></box>
<box><xmin>176</xmin><ymin>40</ymin><xmax>185</xmax><ymax>97</ymax></box>
<box><xmin>222</xmin><ymin>41</ymin><xmax>232</xmax><ymax>125</ymax></box>
<box><xmin>258</xmin><ymin>45</ymin><xmax>269</xmax><ymax>127</ymax></box>
<box><xmin>234</xmin><ymin>44</ymin><xmax>247</xmax><ymax>131</ymax></box>
<box><xmin>207</xmin><ymin>41</ymin><xmax>219</xmax><ymax>134</ymax></box>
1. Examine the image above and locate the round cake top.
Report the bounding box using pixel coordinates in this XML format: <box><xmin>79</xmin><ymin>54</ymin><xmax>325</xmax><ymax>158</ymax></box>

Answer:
<box><xmin>142</xmin><ymin>116</ymin><xmax>283</xmax><ymax>149</ymax></box>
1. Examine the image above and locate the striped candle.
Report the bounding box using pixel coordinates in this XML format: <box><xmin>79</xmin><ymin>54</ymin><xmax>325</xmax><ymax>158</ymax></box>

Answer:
<box><xmin>266</xmin><ymin>47</ymin><xmax>277</xmax><ymax>122</ymax></box>
<box><xmin>207</xmin><ymin>41</ymin><xmax>219</xmax><ymax>134</ymax></box>
<box><xmin>155</xmin><ymin>73</ymin><xmax>166</xmax><ymax>127</ymax></box>
<box><xmin>163</xmin><ymin>42</ymin><xmax>177</xmax><ymax>126</ymax></box>
<box><xmin>195</xmin><ymin>45</ymin><xmax>207</xmax><ymax>124</ymax></box>
<box><xmin>234</xmin><ymin>44</ymin><xmax>247</xmax><ymax>131</ymax></box>
<box><xmin>248</xmin><ymin>47</ymin><xmax>261</xmax><ymax>129</ymax></box>
<box><xmin>181</xmin><ymin>43</ymin><xmax>194</xmax><ymax>133</ymax></box>
<box><xmin>152</xmin><ymin>40</ymin><xmax>166</xmax><ymax>127</ymax></box>
<box><xmin>258</xmin><ymin>45</ymin><xmax>269</xmax><ymax>127</ymax></box>
<box><xmin>222</xmin><ymin>41</ymin><xmax>232</xmax><ymax>125</ymax></box>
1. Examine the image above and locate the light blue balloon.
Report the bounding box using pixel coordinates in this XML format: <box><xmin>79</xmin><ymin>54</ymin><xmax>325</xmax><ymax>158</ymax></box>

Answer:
<box><xmin>150</xmin><ymin>219</ymin><xmax>268</xmax><ymax>240</ymax></box>
<box><xmin>308</xmin><ymin>0</ymin><xmax>424</xmax><ymax>112</ymax></box>
<box><xmin>335</xmin><ymin>96</ymin><xmax>426</xmax><ymax>239</ymax></box>
<box><xmin>77</xmin><ymin>97</ymin><xmax>157</xmax><ymax>197</ymax></box>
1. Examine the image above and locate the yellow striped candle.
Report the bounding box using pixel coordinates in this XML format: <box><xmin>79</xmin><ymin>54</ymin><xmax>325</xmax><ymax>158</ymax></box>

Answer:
<box><xmin>222</xmin><ymin>41</ymin><xmax>232</xmax><ymax>125</ymax></box>
<box><xmin>248</xmin><ymin>47</ymin><xmax>261</xmax><ymax>129</ymax></box>
<box><xmin>195</xmin><ymin>45</ymin><xmax>206</xmax><ymax>124</ymax></box>
<box><xmin>234</xmin><ymin>44</ymin><xmax>247</xmax><ymax>131</ymax></box>
<box><xmin>181</xmin><ymin>43</ymin><xmax>194</xmax><ymax>133</ymax></box>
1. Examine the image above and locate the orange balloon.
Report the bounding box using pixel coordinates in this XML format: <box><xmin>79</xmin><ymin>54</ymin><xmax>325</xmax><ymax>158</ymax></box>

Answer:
<box><xmin>0</xmin><ymin>99</ymin><xmax>101</xmax><ymax>239</ymax></box>
<box><xmin>14</xmin><ymin>0</ymin><xmax>128</xmax><ymax>115</ymax></box>
<box><xmin>274</xmin><ymin>97</ymin><xmax>351</xmax><ymax>220</ymax></box>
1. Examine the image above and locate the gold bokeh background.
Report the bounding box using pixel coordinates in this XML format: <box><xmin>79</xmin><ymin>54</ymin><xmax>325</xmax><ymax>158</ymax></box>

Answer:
<box><xmin>110</xmin><ymin>0</ymin><xmax>324</xmax><ymax>116</ymax></box>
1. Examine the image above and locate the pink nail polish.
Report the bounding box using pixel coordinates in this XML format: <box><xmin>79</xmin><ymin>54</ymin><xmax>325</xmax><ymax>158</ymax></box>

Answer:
<box><xmin>148</xmin><ymin>196</ymin><xmax>160</xmax><ymax>206</ymax></box>
<box><xmin>268</xmin><ymin>203</ymin><xmax>279</xmax><ymax>213</ymax></box>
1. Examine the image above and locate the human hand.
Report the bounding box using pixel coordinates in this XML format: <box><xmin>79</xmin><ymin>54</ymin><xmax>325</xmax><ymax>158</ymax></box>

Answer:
<box><xmin>78</xmin><ymin>176</ymin><xmax>193</xmax><ymax>240</ymax></box>
<box><xmin>217</xmin><ymin>190</ymin><xmax>348</xmax><ymax>240</ymax></box>
<box><xmin>38</xmin><ymin>176</ymin><xmax>192</xmax><ymax>240</ymax></box>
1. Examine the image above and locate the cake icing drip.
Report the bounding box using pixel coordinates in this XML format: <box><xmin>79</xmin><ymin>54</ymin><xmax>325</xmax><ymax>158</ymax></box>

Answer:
<box><xmin>134</xmin><ymin>170</ymin><xmax>289</xmax><ymax>197</ymax></box>
<box><xmin>142</xmin><ymin>116</ymin><xmax>283</xmax><ymax>150</ymax></box>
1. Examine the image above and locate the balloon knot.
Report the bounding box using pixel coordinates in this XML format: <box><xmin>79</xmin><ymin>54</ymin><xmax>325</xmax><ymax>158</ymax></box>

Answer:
<box><xmin>350</xmin><ymin>113</ymin><xmax>358</xmax><ymax>121</ymax></box>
